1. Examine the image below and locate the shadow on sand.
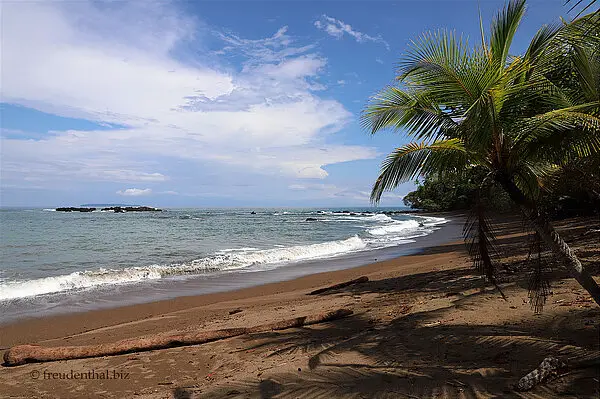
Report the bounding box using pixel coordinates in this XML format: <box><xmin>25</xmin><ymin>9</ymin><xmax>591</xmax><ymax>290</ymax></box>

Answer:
<box><xmin>172</xmin><ymin>217</ymin><xmax>600</xmax><ymax>398</ymax></box>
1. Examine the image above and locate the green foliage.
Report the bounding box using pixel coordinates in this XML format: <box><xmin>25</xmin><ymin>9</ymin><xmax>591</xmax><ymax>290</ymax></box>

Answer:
<box><xmin>402</xmin><ymin>167</ymin><xmax>512</xmax><ymax>211</ymax></box>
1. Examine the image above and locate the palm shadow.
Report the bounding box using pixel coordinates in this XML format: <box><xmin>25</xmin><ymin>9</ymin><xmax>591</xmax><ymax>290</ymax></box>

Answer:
<box><xmin>173</xmin><ymin>217</ymin><xmax>600</xmax><ymax>398</ymax></box>
<box><xmin>175</xmin><ymin>295</ymin><xmax>599</xmax><ymax>398</ymax></box>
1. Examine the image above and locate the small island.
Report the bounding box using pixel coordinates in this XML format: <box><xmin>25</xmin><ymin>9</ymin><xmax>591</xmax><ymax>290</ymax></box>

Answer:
<box><xmin>55</xmin><ymin>206</ymin><xmax>162</xmax><ymax>212</ymax></box>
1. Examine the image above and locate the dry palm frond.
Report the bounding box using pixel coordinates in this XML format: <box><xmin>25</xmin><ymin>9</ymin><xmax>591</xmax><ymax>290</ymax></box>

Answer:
<box><xmin>526</xmin><ymin>232</ymin><xmax>552</xmax><ymax>313</ymax></box>
<box><xmin>463</xmin><ymin>193</ymin><xmax>507</xmax><ymax>299</ymax></box>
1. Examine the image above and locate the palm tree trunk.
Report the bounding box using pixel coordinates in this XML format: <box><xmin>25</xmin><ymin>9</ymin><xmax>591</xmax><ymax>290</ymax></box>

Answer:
<box><xmin>497</xmin><ymin>175</ymin><xmax>600</xmax><ymax>306</ymax></box>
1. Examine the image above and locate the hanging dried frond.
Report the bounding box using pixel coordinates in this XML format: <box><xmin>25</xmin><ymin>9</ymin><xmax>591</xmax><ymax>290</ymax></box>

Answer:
<box><xmin>463</xmin><ymin>193</ymin><xmax>507</xmax><ymax>299</ymax></box>
<box><xmin>526</xmin><ymin>232</ymin><xmax>552</xmax><ymax>313</ymax></box>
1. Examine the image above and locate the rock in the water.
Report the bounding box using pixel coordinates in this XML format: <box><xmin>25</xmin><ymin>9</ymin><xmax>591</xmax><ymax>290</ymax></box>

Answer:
<box><xmin>305</xmin><ymin>217</ymin><xmax>318</xmax><ymax>221</ymax></box>
<box><xmin>55</xmin><ymin>207</ymin><xmax>96</xmax><ymax>212</ymax></box>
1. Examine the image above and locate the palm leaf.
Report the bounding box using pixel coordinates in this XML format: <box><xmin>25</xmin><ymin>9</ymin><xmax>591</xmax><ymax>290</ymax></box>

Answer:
<box><xmin>523</xmin><ymin>23</ymin><xmax>564</xmax><ymax>63</ymax></box>
<box><xmin>489</xmin><ymin>0</ymin><xmax>527</xmax><ymax>67</ymax></box>
<box><xmin>463</xmin><ymin>192</ymin><xmax>506</xmax><ymax>299</ymax></box>
<box><xmin>519</xmin><ymin>107</ymin><xmax>600</xmax><ymax>162</ymax></box>
<box><xmin>361</xmin><ymin>86</ymin><xmax>459</xmax><ymax>139</ymax></box>
<box><xmin>571</xmin><ymin>44</ymin><xmax>600</xmax><ymax>101</ymax></box>
<box><xmin>526</xmin><ymin>232</ymin><xmax>551</xmax><ymax>313</ymax></box>
<box><xmin>370</xmin><ymin>139</ymin><xmax>469</xmax><ymax>203</ymax></box>
<box><xmin>566</xmin><ymin>0</ymin><xmax>599</xmax><ymax>18</ymax></box>
<box><xmin>397</xmin><ymin>29</ymin><xmax>489</xmax><ymax>107</ymax></box>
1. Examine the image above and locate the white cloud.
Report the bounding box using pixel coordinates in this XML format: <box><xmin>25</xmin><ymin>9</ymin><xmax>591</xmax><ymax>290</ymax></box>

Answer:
<box><xmin>375</xmin><ymin>58</ymin><xmax>384</xmax><ymax>64</ymax></box>
<box><xmin>216</xmin><ymin>26</ymin><xmax>316</xmax><ymax>66</ymax></box>
<box><xmin>284</xmin><ymin>183</ymin><xmax>406</xmax><ymax>203</ymax></box>
<box><xmin>1</xmin><ymin>1</ymin><xmax>378</xmax><ymax>192</ymax></box>
<box><xmin>314</xmin><ymin>15</ymin><xmax>389</xmax><ymax>50</ymax></box>
<box><xmin>288</xmin><ymin>183</ymin><xmax>338</xmax><ymax>191</ymax></box>
<box><xmin>116</xmin><ymin>188</ymin><xmax>153</xmax><ymax>196</ymax></box>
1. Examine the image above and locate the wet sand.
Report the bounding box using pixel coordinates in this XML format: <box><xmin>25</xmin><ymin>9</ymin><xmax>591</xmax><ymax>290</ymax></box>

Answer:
<box><xmin>1</xmin><ymin>215</ymin><xmax>598</xmax><ymax>398</ymax></box>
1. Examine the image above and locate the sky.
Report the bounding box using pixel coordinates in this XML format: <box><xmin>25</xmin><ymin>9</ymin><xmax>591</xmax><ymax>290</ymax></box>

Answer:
<box><xmin>0</xmin><ymin>0</ymin><xmax>588</xmax><ymax>208</ymax></box>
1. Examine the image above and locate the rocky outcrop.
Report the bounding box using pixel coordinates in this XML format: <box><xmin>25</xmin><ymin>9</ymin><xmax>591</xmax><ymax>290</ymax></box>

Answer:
<box><xmin>55</xmin><ymin>206</ymin><xmax>161</xmax><ymax>212</ymax></box>
<box><xmin>55</xmin><ymin>207</ymin><xmax>96</xmax><ymax>212</ymax></box>
<box><xmin>101</xmin><ymin>206</ymin><xmax>161</xmax><ymax>212</ymax></box>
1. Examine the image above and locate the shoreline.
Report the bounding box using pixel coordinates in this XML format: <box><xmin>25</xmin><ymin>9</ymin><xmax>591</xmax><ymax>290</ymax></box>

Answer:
<box><xmin>0</xmin><ymin>214</ymin><xmax>465</xmax><ymax>344</ymax></box>
<box><xmin>0</xmin><ymin>240</ymin><xmax>463</xmax><ymax>347</ymax></box>
<box><xmin>0</xmin><ymin>211</ymin><xmax>464</xmax><ymax>324</ymax></box>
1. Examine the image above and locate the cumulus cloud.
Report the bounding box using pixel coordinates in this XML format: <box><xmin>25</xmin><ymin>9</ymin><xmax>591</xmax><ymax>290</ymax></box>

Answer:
<box><xmin>314</xmin><ymin>15</ymin><xmax>389</xmax><ymax>50</ymax></box>
<box><xmin>116</xmin><ymin>188</ymin><xmax>153</xmax><ymax>196</ymax></box>
<box><xmin>1</xmin><ymin>0</ymin><xmax>378</xmax><ymax>194</ymax></box>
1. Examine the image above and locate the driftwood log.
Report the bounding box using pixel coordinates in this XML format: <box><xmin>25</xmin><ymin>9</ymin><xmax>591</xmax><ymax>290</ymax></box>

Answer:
<box><xmin>308</xmin><ymin>276</ymin><xmax>369</xmax><ymax>295</ymax></box>
<box><xmin>3</xmin><ymin>308</ymin><xmax>353</xmax><ymax>366</ymax></box>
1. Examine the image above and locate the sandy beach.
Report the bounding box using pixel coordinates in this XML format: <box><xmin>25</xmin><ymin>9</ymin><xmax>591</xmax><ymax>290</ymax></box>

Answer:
<box><xmin>1</xmin><ymin>215</ymin><xmax>599</xmax><ymax>398</ymax></box>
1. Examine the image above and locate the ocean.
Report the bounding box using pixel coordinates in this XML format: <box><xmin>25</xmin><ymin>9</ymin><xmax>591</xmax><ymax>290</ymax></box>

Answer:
<box><xmin>0</xmin><ymin>207</ymin><xmax>455</xmax><ymax>322</ymax></box>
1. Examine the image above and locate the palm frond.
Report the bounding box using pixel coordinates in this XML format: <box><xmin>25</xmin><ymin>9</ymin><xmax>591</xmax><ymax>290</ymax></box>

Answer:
<box><xmin>526</xmin><ymin>232</ymin><xmax>551</xmax><ymax>313</ymax></box>
<box><xmin>510</xmin><ymin>161</ymin><xmax>561</xmax><ymax>202</ymax></box>
<box><xmin>397</xmin><ymin>29</ymin><xmax>488</xmax><ymax>106</ymax></box>
<box><xmin>490</xmin><ymin>0</ymin><xmax>527</xmax><ymax>67</ymax></box>
<box><xmin>571</xmin><ymin>44</ymin><xmax>600</xmax><ymax>101</ymax></box>
<box><xmin>463</xmin><ymin>193</ymin><xmax>506</xmax><ymax>299</ymax></box>
<box><xmin>519</xmin><ymin>107</ymin><xmax>600</xmax><ymax>162</ymax></box>
<box><xmin>566</xmin><ymin>0</ymin><xmax>599</xmax><ymax>18</ymax></box>
<box><xmin>524</xmin><ymin>23</ymin><xmax>564</xmax><ymax>62</ymax></box>
<box><xmin>370</xmin><ymin>139</ymin><xmax>469</xmax><ymax>203</ymax></box>
<box><xmin>361</xmin><ymin>86</ymin><xmax>459</xmax><ymax>139</ymax></box>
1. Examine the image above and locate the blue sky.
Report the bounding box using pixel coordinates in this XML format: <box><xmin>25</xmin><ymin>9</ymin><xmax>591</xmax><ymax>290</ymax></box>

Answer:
<box><xmin>0</xmin><ymin>0</ymin><xmax>585</xmax><ymax>207</ymax></box>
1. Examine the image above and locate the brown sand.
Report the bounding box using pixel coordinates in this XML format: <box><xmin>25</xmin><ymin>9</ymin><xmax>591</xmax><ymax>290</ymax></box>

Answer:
<box><xmin>1</xmin><ymin>216</ymin><xmax>599</xmax><ymax>398</ymax></box>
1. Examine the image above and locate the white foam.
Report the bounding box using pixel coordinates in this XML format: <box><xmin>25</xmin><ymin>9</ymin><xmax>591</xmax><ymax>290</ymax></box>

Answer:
<box><xmin>0</xmin><ymin>268</ymin><xmax>163</xmax><ymax>301</ymax></box>
<box><xmin>367</xmin><ymin>220</ymin><xmax>421</xmax><ymax>236</ymax></box>
<box><xmin>216</xmin><ymin>247</ymin><xmax>260</xmax><ymax>253</ymax></box>
<box><xmin>321</xmin><ymin>213</ymin><xmax>395</xmax><ymax>223</ymax></box>
<box><xmin>0</xmin><ymin>236</ymin><xmax>367</xmax><ymax>301</ymax></box>
<box><xmin>417</xmin><ymin>215</ymin><xmax>448</xmax><ymax>226</ymax></box>
<box><xmin>363</xmin><ymin>214</ymin><xmax>395</xmax><ymax>222</ymax></box>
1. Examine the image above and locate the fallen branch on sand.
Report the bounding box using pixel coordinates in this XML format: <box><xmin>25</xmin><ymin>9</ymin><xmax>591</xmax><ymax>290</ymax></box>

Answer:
<box><xmin>308</xmin><ymin>276</ymin><xmax>369</xmax><ymax>295</ymax></box>
<box><xmin>3</xmin><ymin>309</ymin><xmax>353</xmax><ymax>366</ymax></box>
<box><xmin>516</xmin><ymin>355</ymin><xmax>600</xmax><ymax>391</ymax></box>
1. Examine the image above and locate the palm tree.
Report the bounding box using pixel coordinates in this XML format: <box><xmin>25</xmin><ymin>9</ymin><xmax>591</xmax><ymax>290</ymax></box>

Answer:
<box><xmin>362</xmin><ymin>0</ymin><xmax>600</xmax><ymax>305</ymax></box>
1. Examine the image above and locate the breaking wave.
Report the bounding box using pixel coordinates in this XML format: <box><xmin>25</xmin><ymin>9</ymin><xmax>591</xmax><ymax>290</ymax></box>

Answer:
<box><xmin>0</xmin><ymin>236</ymin><xmax>368</xmax><ymax>300</ymax></box>
<box><xmin>0</xmin><ymin>211</ymin><xmax>448</xmax><ymax>301</ymax></box>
